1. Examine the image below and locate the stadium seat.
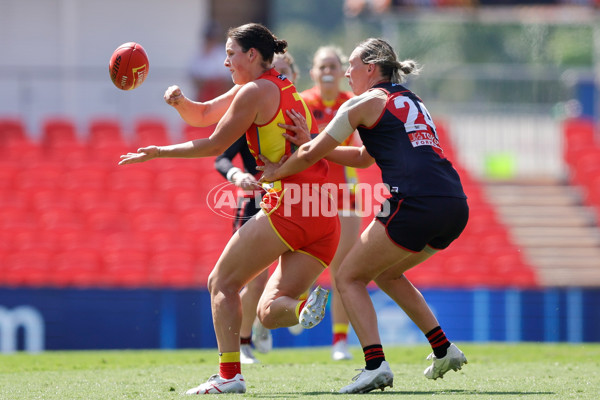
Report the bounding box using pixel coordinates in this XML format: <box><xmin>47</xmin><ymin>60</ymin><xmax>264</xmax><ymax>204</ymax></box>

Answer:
<box><xmin>167</xmin><ymin>189</ymin><xmax>206</xmax><ymax>212</ymax></box>
<box><xmin>488</xmin><ymin>253</ymin><xmax>538</xmax><ymax>287</ymax></box>
<box><xmin>133</xmin><ymin>117</ymin><xmax>170</xmax><ymax>144</ymax></box>
<box><xmin>0</xmin><ymin>206</ymin><xmax>37</xmax><ymax>230</ymax></box>
<box><xmin>41</xmin><ymin>117</ymin><xmax>86</xmax><ymax>162</ymax></box>
<box><xmin>5</xmin><ymin>139</ymin><xmax>42</xmax><ymax>164</ymax></box>
<box><xmin>0</xmin><ymin>117</ymin><xmax>27</xmax><ymax>145</ymax></box>
<box><xmin>38</xmin><ymin>206</ymin><xmax>83</xmax><ymax>230</ymax></box>
<box><xmin>106</xmin><ymin>166</ymin><xmax>156</xmax><ymax>191</ymax></box>
<box><xmin>568</xmin><ymin>147</ymin><xmax>600</xmax><ymax>187</ymax></box>
<box><xmin>182</xmin><ymin>124</ymin><xmax>214</xmax><ymax>141</ymax></box>
<box><xmin>130</xmin><ymin>205</ymin><xmax>179</xmax><ymax>233</ymax></box>
<box><xmin>562</xmin><ymin>118</ymin><xmax>597</xmax><ymax>165</ymax></box>
<box><xmin>154</xmin><ymin>169</ymin><xmax>204</xmax><ymax>197</ymax></box>
<box><xmin>61</xmin><ymin>165</ymin><xmax>108</xmax><ymax>191</ymax></box>
<box><xmin>0</xmin><ymin>162</ymin><xmax>18</xmax><ymax>192</ymax></box>
<box><xmin>101</xmin><ymin>248</ymin><xmax>151</xmax><ymax>287</ymax></box>
<box><xmin>149</xmin><ymin>249</ymin><xmax>200</xmax><ymax>287</ymax></box>
<box><xmin>404</xmin><ymin>258</ymin><xmax>447</xmax><ymax>287</ymax></box>
<box><xmin>50</xmin><ymin>248</ymin><xmax>103</xmax><ymax>287</ymax></box>
<box><xmin>14</xmin><ymin>162</ymin><xmax>65</xmax><ymax>192</ymax></box>
<box><xmin>42</xmin><ymin>117</ymin><xmax>79</xmax><ymax>146</ymax></box>
<box><xmin>88</xmin><ymin>118</ymin><xmax>124</xmax><ymax>143</ymax></box>
<box><xmin>87</xmin><ymin>118</ymin><xmax>128</xmax><ymax>161</ymax></box>
<box><xmin>2</xmin><ymin>249</ymin><xmax>54</xmax><ymax>287</ymax></box>
<box><xmin>1</xmin><ymin>224</ymin><xmax>40</xmax><ymax>252</ymax></box>
<box><xmin>28</xmin><ymin>187</ymin><xmax>72</xmax><ymax>212</ymax></box>
<box><xmin>85</xmin><ymin>207</ymin><xmax>129</xmax><ymax>233</ymax></box>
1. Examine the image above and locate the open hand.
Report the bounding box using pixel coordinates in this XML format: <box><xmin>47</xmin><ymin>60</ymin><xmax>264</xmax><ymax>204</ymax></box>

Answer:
<box><xmin>257</xmin><ymin>154</ymin><xmax>288</xmax><ymax>183</ymax></box>
<box><xmin>232</xmin><ymin>172</ymin><xmax>259</xmax><ymax>190</ymax></box>
<box><xmin>278</xmin><ymin>109</ymin><xmax>312</xmax><ymax>146</ymax></box>
<box><xmin>118</xmin><ymin>146</ymin><xmax>160</xmax><ymax>165</ymax></box>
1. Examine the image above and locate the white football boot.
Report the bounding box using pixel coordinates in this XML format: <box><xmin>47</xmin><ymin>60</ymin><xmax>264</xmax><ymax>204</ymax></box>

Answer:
<box><xmin>240</xmin><ymin>344</ymin><xmax>260</xmax><ymax>364</ymax></box>
<box><xmin>424</xmin><ymin>343</ymin><xmax>467</xmax><ymax>380</ymax></box>
<box><xmin>332</xmin><ymin>340</ymin><xmax>353</xmax><ymax>361</ymax></box>
<box><xmin>251</xmin><ymin>320</ymin><xmax>272</xmax><ymax>354</ymax></box>
<box><xmin>299</xmin><ymin>286</ymin><xmax>329</xmax><ymax>329</ymax></box>
<box><xmin>185</xmin><ymin>374</ymin><xmax>246</xmax><ymax>395</ymax></box>
<box><xmin>339</xmin><ymin>361</ymin><xmax>394</xmax><ymax>394</ymax></box>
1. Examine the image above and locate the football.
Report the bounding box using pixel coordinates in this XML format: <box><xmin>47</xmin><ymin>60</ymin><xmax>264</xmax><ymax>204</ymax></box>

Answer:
<box><xmin>109</xmin><ymin>42</ymin><xmax>149</xmax><ymax>90</ymax></box>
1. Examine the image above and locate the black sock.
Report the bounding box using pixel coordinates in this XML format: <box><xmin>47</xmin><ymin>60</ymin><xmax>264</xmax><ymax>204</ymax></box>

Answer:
<box><xmin>425</xmin><ymin>326</ymin><xmax>451</xmax><ymax>358</ymax></box>
<box><xmin>240</xmin><ymin>336</ymin><xmax>252</xmax><ymax>346</ymax></box>
<box><xmin>363</xmin><ymin>344</ymin><xmax>385</xmax><ymax>370</ymax></box>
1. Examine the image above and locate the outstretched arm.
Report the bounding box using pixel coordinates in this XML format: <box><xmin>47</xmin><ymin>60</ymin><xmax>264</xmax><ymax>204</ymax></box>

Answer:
<box><xmin>120</xmin><ymin>83</ymin><xmax>262</xmax><ymax>166</ymax></box>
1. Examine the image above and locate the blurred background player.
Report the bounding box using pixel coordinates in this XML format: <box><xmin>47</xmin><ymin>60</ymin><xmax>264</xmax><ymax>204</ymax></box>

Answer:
<box><xmin>188</xmin><ymin>22</ymin><xmax>233</xmax><ymax>101</ymax></box>
<box><xmin>299</xmin><ymin>46</ymin><xmax>360</xmax><ymax>361</ymax></box>
<box><xmin>213</xmin><ymin>52</ymin><xmax>300</xmax><ymax>364</ymax></box>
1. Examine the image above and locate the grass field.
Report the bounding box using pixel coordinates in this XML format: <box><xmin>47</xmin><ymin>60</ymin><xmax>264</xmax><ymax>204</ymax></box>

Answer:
<box><xmin>1</xmin><ymin>343</ymin><xmax>598</xmax><ymax>399</ymax></box>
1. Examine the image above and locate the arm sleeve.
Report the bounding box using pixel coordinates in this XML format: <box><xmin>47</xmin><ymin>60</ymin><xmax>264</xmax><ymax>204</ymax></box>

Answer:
<box><xmin>325</xmin><ymin>90</ymin><xmax>383</xmax><ymax>143</ymax></box>
<box><xmin>214</xmin><ymin>136</ymin><xmax>244</xmax><ymax>180</ymax></box>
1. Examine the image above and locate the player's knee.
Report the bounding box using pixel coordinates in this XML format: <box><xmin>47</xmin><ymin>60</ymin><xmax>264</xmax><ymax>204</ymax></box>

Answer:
<box><xmin>207</xmin><ymin>271</ymin><xmax>236</xmax><ymax>298</ymax></box>
<box><xmin>256</xmin><ymin>301</ymin><xmax>277</xmax><ymax>329</ymax></box>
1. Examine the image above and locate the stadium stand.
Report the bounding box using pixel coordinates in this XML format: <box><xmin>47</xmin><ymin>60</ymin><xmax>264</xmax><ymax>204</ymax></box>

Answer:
<box><xmin>0</xmin><ymin>116</ymin><xmax>541</xmax><ymax>289</ymax></box>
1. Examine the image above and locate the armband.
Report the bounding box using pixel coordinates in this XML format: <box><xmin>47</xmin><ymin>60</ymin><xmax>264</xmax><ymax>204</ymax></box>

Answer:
<box><xmin>325</xmin><ymin>90</ymin><xmax>383</xmax><ymax>143</ymax></box>
<box><xmin>325</xmin><ymin>109</ymin><xmax>354</xmax><ymax>143</ymax></box>
<box><xmin>226</xmin><ymin>167</ymin><xmax>242</xmax><ymax>182</ymax></box>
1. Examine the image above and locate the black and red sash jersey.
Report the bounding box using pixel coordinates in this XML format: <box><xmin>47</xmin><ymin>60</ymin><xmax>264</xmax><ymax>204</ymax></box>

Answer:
<box><xmin>357</xmin><ymin>82</ymin><xmax>466</xmax><ymax>199</ymax></box>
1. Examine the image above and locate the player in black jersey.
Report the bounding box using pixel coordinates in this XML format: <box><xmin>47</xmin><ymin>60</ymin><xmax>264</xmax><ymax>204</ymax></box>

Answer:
<box><xmin>259</xmin><ymin>38</ymin><xmax>469</xmax><ymax>394</ymax></box>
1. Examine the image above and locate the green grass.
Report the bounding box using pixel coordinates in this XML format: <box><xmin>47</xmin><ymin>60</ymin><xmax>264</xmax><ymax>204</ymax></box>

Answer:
<box><xmin>1</xmin><ymin>343</ymin><xmax>599</xmax><ymax>399</ymax></box>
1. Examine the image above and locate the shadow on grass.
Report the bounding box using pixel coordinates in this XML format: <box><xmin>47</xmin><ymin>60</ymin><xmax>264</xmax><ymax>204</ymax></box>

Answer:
<box><xmin>253</xmin><ymin>389</ymin><xmax>555</xmax><ymax>397</ymax></box>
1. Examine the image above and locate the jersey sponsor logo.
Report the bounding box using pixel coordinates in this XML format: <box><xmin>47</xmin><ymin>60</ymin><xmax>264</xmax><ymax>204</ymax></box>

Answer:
<box><xmin>408</xmin><ymin>131</ymin><xmax>442</xmax><ymax>150</ymax></box>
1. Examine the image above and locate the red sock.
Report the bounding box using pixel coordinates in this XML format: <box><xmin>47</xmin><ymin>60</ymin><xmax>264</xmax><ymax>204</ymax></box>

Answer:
<box><xmin>333</xmin><ymin>332</ymin><xmax>347</xmax><ymax>344</ymax></box>
<box><xmin>295</xmin><ymin>300</ymin><xmax>307</xmax><ymax>318</ymax></box>
<box><xmin>219</xmin><ymin>362</ymin><xmax>241</xmax><ymax>379</ymax></box>
<box><xmin>219</xmin><ymin>352</ymin><xmax>241</xmax><ymax>379</ymax></box>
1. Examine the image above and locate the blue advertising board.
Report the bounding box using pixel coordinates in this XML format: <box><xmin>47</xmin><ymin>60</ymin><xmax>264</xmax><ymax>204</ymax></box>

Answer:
<box><xmin>0</xmin><ymin>287</ymin><xmax>598</xmax><ymax>352</ymax></box>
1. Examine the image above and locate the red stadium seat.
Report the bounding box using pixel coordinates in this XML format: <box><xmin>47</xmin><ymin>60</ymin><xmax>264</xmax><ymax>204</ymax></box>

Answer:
<box><xmin>2</xmin><ymin>249</ymin><xmax>54</xmax><ymax>287</ymax></box>
<box><xmin>38</xmin><ymin>206</ymin><xmax>83</xmax><ymax>230</ymax></box>
<box><xmin>130</xmin><ymin>205</ymin><xmax>179</xmax><ymax>233</ymax></box>
<box><xmin>61</xmin><ymin>165</ymin><xmax>108</xmax><ymax>191</ymax></box>
<box><xmin>101</xmin><ymin>248</ymin><xmax>150</xmax><ymax>287</ymax></box>
<box><xmin>0</xmin><ymin>162</ymin><xmax>18</xmax><ymax>192</ymax></box>
<box><xmin>88</xmin><ymin>118</ymin><xmax>124</xmax><ymax>143</ymax></box>
<box><xmin>106</xmin><ymin>166</ymin><xmax>156</xmax><ymax>191</ymax></box>
<box><xmin>149</xmin><ymin>249</ymin><xmax>200</xmax><ymax>287</ymax></box>
<box><xmin>133</xmin><ymin>117</ymin><xmax>170</xmax><ymax>144</ymax></box>
<box><xmin>568</xmin><ymin>147</ymin><xmax>600</xmax><ymax>187</ymax></box>
<box><xmin>182</xmin><ymin>124</ymin><xmax>214</xmax><ymax>141</ymax></box>
<box><xmin>50</xmin><ymin>248</ymin><xmax>103</xmax><ymax>287</ymax></box>
<box><xmin>85</xmin><ymin>207</ymin><xmax>129</xmax><ymax>233</ymax></box>
<box><xmin>42</xmin><ymin>117</ymin><xmax>79</xmax><ymax>146</ymax></box>
<box><xmin>14</xmin><ymin>163</ymin><xmax>65</xmax><ymax>192</ymax></box>
<box><xmin>87</xmin><ymin>118</ymin><xmax>128</xmax><ymax>161</ymax></box>
<box><xmin>0</xmin><ymin>117</ymin><xmax>27</xmax><ymax>145</ymax></box>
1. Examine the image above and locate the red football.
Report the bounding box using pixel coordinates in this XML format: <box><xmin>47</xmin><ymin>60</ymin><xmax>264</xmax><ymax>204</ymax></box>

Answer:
<box><xmin>109</xmin><ymin>42</ymin><xmax>149</xmax><ymax>90</ymax></box>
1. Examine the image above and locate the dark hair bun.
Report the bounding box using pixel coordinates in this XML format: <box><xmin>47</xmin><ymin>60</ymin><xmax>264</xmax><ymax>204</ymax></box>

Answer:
<box><xmin>273</xmin><ymin>39</ymin><xmax>288</xmax><ymax>54</ymax></box>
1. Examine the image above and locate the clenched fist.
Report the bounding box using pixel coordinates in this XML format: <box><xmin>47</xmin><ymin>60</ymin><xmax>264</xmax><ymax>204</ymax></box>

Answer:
<box><xmin>164</xmin><ymin>85</ymin><xmax>185</xmax><ymax>107</ymax></box>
